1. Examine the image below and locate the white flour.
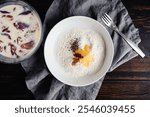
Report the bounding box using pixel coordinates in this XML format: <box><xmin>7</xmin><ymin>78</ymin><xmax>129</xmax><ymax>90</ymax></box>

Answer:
<box><xmin>55</xmin><ymin>29</ymin><xmax>105</xmax><ymax>78</ymax></box>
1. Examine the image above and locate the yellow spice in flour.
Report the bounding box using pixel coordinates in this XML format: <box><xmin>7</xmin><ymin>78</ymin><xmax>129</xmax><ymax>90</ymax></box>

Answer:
<box><xmin>75</xmin><ymin>45</ymin><xmax>93</xmax><ymax>67</ymax></box>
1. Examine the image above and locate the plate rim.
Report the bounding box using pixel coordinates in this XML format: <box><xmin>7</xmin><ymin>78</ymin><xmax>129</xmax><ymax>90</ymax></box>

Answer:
<box><xmin>44</xmin><ymin>16</ymin><xmax>114</xmax><ymax>86</ymax></box>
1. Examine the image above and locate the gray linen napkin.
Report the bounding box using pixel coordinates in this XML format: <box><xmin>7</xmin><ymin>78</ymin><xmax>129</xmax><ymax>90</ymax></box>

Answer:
<box><xmin>21</xmin><ymin>0</ymin><xmax>141</xmax><ymax>100</ymax></box>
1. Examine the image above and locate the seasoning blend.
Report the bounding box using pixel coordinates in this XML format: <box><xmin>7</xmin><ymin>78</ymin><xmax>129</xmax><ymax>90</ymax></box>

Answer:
<box><xmin>70</xmin><ymin>38</ymin><xmax>93</xmax><ymax>67</ymax></box>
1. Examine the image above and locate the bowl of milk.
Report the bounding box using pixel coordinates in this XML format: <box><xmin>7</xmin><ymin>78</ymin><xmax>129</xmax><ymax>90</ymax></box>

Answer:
<box><xmin>0</xmin><ymin>0</ymin><xmax>42</xmax><ymax>63</ymax></box>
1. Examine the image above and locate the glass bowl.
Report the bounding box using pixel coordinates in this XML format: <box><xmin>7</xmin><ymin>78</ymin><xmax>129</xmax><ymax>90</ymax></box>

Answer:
<box><xmin>0</xmin><ymin>0</ymin><xmax>43</xmax><ymax>64</ymax></box>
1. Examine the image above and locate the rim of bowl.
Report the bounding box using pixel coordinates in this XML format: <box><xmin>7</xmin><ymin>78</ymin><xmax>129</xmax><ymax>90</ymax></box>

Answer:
<box><xmin>0</xmin><ymin>0</ymin><xmax>43</xmax><ymax>64</ymax></box>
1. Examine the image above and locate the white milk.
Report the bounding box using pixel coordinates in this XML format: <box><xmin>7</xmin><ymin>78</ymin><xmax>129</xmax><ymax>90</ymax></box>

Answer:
<box><xmin>0</xmin><ymin>5</ymin><xmax>41</xmax><ymax>58</ymax></box>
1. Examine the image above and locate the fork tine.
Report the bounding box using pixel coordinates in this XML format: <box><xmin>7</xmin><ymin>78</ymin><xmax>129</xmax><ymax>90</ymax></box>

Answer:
<box><xmin>105</xmin><ymin>13</ymin><xmax>112</xmax><ymax>21</ymax></box>
<box><xmin>101</xmin><ymin>16</ymin><xmax>109</xmax><ymax>24</ymax></box>
<box><xmin>103</xmin><ymin>14</ymin><xmax>110</xmax><ymax>22</ymax></box>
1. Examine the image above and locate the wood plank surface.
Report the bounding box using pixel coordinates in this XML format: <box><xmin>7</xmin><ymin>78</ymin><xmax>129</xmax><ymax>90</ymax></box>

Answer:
<box><xmin>97</xmin><ymin>81</ymin><xmax>150</xmax><ymax>100</ymax></box>
<box><xmin>0</xmin><ymin>0</ymin><xmax>149</xmax><ymax>100</ymax></box>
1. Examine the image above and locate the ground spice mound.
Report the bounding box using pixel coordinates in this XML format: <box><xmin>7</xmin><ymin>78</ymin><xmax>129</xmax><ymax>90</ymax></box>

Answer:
<box><xmin>70</xmin><ymin>38</ymin><xmax>79</xmax><ymax>52</ymax></box>
<box><xmin>70</xmin><ymin>38</ymin><xmax>81</xmax><ymax>65</ymax></box>
<box><xmin>70</xmin><ymin>38</ymin><xmax>93</xmax><ymax>67</ymax></box>
<box><xmin>74</xmin><ymin>44</ymin><xmax>93</xmax><ymax>67</ymax></box>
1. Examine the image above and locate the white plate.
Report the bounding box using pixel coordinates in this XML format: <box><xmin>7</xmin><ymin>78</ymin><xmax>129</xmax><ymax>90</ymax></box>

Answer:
<box><xmin>44</xmin><ymin>16</ymin><xmax>114</xmax><ymax>86</ymax></box>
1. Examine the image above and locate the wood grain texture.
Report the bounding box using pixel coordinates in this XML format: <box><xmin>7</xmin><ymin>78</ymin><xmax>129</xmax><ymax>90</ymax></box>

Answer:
<box><xmin>0</xmin><ymin>0</ymin><xmax>149</xmax><ymax>100</ymax></box>
<box><xmin>97</xmin><ymin>81</ymin><xmax>150</xmax><ymax>100</ymax></box>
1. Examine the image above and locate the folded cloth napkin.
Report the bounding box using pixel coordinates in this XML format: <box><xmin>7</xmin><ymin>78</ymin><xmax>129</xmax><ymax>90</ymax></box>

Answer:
<box><xmin>21</xmin><ymin>0</ymin><xmax>141</xmax><ymax>100</ymax></box>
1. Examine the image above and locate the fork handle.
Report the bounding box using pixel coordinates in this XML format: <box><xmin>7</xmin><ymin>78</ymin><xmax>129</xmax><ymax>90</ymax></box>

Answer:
<box><xmin>115</xmin><ymin>29</ymin><xmax>145</xmax><ymax>58</ymax></box>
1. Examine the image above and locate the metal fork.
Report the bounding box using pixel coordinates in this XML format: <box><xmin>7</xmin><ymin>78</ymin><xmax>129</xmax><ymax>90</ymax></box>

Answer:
<box><xmin>101</xmin><ymin>13</ymin><xmax>145</xmax><ymax>58</ymax></box>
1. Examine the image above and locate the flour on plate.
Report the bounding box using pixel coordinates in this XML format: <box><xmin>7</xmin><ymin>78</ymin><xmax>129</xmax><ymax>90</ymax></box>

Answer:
<box><xmin>55</xmin><ymin>29</ymin><xmax>105</xmax><ymax>78</ymax></box>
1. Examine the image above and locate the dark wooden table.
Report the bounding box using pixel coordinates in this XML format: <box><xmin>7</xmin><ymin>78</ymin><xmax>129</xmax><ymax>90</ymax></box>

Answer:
<box><xmin>0</xmin><ymin>0</ymin><xmax>149</xmax><ymax>100</ymax></box>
